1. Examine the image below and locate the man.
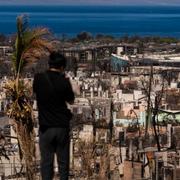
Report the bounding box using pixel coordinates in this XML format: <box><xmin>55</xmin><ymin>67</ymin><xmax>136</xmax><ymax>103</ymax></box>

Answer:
<box><xmin>33</xmin><ymin>52</ymin><xmax>75</xmax><ymax>180</ymax></box>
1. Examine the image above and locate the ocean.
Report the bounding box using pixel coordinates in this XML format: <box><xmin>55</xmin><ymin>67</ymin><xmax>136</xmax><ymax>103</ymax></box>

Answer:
<box><xmin>1</xmin><ymin>5</ymin><xmax>180</xmax><ymax>38</ymax></box>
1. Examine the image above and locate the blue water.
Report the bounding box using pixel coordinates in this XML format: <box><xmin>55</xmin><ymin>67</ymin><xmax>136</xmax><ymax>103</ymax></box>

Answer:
<box><xmin>1</xmin><ymin>5</ymin><xmax>180</xmax><ymax>37</ymax></box>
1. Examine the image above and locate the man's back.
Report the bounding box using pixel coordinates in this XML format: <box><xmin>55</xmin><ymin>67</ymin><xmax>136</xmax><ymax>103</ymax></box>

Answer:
<box><xmin>33</xmin><ymin>70</ymin><xmax>75</xmax><ymax>128</ymax></box>
<box><xmin>34</xmin><ymin>52</ymin><xmax>73</xmax><ymax>180</ymax></box>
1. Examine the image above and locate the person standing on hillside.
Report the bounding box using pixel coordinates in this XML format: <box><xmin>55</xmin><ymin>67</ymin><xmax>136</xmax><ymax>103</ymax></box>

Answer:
<box><xmin>33</xmin><ymin>52</ymin><xmax>75</xmax><ymax>180</ymax></box>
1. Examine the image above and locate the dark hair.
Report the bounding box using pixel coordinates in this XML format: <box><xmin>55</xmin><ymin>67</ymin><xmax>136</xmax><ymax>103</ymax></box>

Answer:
<box><xmin>48</xmin><ymin>51</ymin><xmax>66</xmax><ymax>68</ymax></box>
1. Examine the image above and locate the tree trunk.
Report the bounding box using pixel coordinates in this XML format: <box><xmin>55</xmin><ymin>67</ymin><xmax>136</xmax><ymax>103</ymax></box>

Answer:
<box><xmin>15</xmin><ymin>121</ymin><xmax>36</xmax><ymax>180</ymax></box>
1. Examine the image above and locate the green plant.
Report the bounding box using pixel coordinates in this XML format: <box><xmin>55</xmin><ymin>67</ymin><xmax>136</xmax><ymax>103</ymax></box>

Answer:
<box><xmin>5</xmin><ymin>15</ymin><xmax>52</xmax><ymax>180</ymax></box>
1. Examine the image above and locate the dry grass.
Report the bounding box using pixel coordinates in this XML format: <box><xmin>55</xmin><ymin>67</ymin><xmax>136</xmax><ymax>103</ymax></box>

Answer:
<box><xmin>5</xmin><ymin>79</ymin><xmax>36</xmax><ymax>179</ymax></box>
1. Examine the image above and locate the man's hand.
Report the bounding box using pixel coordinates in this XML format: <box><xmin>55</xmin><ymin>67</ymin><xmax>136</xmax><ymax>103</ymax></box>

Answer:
<box><xmin>70</xmin><ymin>80</ymin><xmax>80</xmax><ymax>96</ymax></box>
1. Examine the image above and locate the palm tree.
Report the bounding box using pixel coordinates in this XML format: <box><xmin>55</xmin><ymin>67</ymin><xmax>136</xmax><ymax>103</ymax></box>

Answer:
<box><xmin>5</xmin><ymin>15</ymin><xmax>52</xmax><ymax>179</ymax></box>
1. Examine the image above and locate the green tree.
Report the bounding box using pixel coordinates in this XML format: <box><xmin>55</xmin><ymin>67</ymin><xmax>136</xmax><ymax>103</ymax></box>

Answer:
<box><xmin>0</xmin><ymin>33</ymin><xmax>6</xmax><ymax>44</ymax></box>
<box><xmin>76</xmin><ymin>31</ymin><xmax>92</xmax><ymax>41</ymax></box>
<box><xmin>5</xmin><ymin>15</ymin><xmax>52</xmax><ymax>180</ymax></box>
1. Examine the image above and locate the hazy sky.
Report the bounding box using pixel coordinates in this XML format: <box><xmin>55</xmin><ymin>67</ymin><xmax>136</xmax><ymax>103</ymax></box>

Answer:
<box><xmin>0</xmin><ymin>0</ymin><xmax>180</xmax><ymax>5</ymax></box>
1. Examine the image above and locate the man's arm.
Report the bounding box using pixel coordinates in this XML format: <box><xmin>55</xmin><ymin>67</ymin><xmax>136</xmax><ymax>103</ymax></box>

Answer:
<box><xmin>32</xmin><ymin>74</ymin><xmax>38</xmax><ymax>100</ymax></box>
<box><xmin>65</xmin><ymin>78</ymin><xmax>75</xmax><ymax>104</ymax></box>
<box><xmin>33</xmin><ymin>74</ymin><xmax>37</xmax><ymax>94</ymax></box>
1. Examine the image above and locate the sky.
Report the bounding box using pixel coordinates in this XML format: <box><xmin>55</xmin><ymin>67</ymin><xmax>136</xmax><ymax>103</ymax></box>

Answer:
<box><xmin>0</xmin><ymin>0</ymin><xmax>180</xmax><ymax>6</ymax></box>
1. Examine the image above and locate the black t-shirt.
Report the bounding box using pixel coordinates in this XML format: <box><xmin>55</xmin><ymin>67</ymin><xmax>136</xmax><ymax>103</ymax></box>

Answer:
<box><xmin>33</xmin><ymin>70</ymin><xmax>75</xmax><ymax>128</ymax></box>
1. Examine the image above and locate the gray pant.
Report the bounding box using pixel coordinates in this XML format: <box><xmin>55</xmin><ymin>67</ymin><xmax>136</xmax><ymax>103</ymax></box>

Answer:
<box><xmin>39</xmin><ymin>127</ymin><xmax>70</xmax><ymax>180</ymax></box>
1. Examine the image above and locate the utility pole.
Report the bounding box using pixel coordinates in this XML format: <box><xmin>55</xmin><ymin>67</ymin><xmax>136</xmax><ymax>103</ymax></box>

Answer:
<box><xmin>145</xmin><ymin>65</ymin><xmax>153</xmax><ymax>135</ymax></box>
<box><xmin>173</xmin><ymin>156</ymin><xmax>177</xmax><ymax>180</ymax></box>
<box><xmin>152</xmin><ymin>96</ymin><xmax>161</xmax><ymax>151</ymax></box>
<box><xmin>92</xmin><ymin>48</ymin><xmax>96</xmax><ymax>73</ymax></box>
<box><xmin>155</xmin><ymin>155</ymin><xmax>158</xmax><ymax>180</ymax></box>
<box><xmin>109</xmin><ymin>99</ymin><xmax>114</xmax><ymax>143</ymax></box>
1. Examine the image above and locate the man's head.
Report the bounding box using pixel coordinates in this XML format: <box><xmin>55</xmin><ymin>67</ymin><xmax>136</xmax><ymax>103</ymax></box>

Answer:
<box><xmin>48</xmin><ymin>51</ymin><xmax>66</xmax><ymax>69</ymax></box>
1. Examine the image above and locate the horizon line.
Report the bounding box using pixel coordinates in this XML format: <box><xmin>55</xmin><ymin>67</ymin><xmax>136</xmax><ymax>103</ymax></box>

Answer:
<box><xmin>1</xmin><ymin>3</ymin><xmax>180</xmax><ymax>6</ymax></box>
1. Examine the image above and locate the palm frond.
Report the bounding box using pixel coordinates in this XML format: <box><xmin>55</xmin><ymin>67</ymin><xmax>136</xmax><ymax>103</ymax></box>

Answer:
<box><xmin>13</xmin><ymin>15</ymin><xmax>52</xmax><ymax>76</ymax></box>
<box><xmin>21</xmin><ymin>31</ymin><xmax>52</xmax><ymax>68</ymax></box>
<box><xmin>13</xmin><ymin>15</ymin><xmax>27</xmax><ymax>75</ymax></box>
<box><xmin>16</xmin><ymin>15</ymin><xmax>29</xmax><ymax>35</ymax></box>
<box><xmin>31</xmin><ymin>27</ymin><xmax>50</xmax><ymax>38</ymax></box>
<box><xmin>23</xmin><ymin>28</ymin><xmax>49</xmax><ymax>47</ymax></box>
